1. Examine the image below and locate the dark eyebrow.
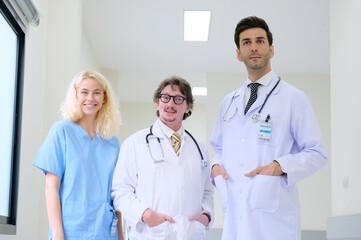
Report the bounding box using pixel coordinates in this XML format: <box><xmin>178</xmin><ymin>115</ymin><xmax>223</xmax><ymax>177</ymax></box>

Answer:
<box><xmin>160</xmin><ymin>93</ymin><xmax>186</xmax><ymax>98</ymax></box>
<box><xmin>241</xmin><ymin>36</ymin><xmax>266</xmax><ymax>42</ymax></box>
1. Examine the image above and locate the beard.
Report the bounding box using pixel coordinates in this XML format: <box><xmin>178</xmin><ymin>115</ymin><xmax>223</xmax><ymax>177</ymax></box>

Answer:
<box><xmin>242</xmin><ymin>50</ymin><xmax>271</xmax><ymax>71</ymax></box>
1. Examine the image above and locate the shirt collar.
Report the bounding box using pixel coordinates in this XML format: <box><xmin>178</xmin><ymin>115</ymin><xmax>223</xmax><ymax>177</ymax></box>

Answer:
<box><xmin>157</xmin><ymin>119</ymin><xmax>183</xmax><ymax>139</ymax></box>
<box><xmin>246</xmin><ymin>70</ymin><xmax>276</xmax><ymax>87</ymax></box>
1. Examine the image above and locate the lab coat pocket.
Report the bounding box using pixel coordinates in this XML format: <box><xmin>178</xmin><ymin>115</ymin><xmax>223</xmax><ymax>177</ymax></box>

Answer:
<box><xmin>249</xmin><ymin>175</ymin><xmax>281</xmax><ymax>213</ymax></box>
<box><xmin>214</xmin><ymin>175</ymin><xmax>229</xmax><ymax>211</ymax></box>
<box><xmin>187</xmin><ymin>220</ymin><xmax>206</xmax><ymax>240</ymax></box>
<box><xmin>147</xmin><ymin>220</ymin><xmax>171</xmax><ymax>239</ymax></box>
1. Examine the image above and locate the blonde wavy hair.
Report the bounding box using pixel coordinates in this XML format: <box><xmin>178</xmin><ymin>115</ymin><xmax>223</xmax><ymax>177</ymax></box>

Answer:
<box><xmin>60</xmin><ymin>70</ymin><xmax>121</xmax><ymax>139</ymax></box>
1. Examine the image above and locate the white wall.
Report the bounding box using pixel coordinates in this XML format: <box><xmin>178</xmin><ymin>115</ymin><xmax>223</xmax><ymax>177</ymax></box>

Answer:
<box><xmin>330</xmin><ymin>0</ymin><xmax>361</xmax><ymax>216</ymax></box>
<box><xmin>206</xmin><ymin>72</ymin><xmax>331</xmax><ymax>230</ymax></box>
<box><xmin>79</xmin><ymin>27</ymin><xmax>101</xmax><ymax>73</ymax></box>
<box><xmin>0</xmin><ymin>0</ymin><xmax>102</xmax><ymax>239</ymax></box>
<box><xmin>1</xmin><ymin>0</ymin><xmax>344</xmax><ymax>238</ymax></box>
<box><xmin>42</xmin><ymin>0</ymin><xmax>83</xmax><ymax>129</ymax></box>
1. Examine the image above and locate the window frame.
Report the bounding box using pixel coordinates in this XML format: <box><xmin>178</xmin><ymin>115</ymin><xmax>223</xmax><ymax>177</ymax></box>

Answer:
<box><xmin>0</xmin><ymin>0</ymin><xmax>25</xmax><ymax>235</ymax></box>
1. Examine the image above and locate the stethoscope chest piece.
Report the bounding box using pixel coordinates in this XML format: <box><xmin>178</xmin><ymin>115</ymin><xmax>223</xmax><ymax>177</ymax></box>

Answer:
<box><xmin>250</xmin><ymin>77</ymin><xmax>281</xmax><ymax>124</ymax></box>
<box><xmin>201</xmin><ymin>159</ymin><xmax>208</xmax><ymax>168</ymax></box>
<box><xmin>252</xmin><ymin>114</ymin><xmax>260</xmax><ymax>123</ymax></box>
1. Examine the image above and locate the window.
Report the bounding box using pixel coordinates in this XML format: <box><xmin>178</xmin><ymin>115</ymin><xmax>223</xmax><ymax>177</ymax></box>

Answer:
<box><xmin>0</xmin><ymin>0</ymin><xmax>25</xmax><ymax>234</ymax></box>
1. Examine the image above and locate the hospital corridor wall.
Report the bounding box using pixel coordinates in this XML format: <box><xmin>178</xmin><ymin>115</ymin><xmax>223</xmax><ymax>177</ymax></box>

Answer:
<box><xmin>327</xmin><ymin>0</ymin><xmax>361</xmax><ymax>239</ymax></box>
<box><xmin>1</xmin><ymin>0</ymin><xmax>361</xmax><ymax>239</ymax></box>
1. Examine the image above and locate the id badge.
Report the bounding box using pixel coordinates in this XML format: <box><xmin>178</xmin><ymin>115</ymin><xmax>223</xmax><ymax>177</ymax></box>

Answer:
<box><xmin>258</xmin><ymin>120</ymin><xmax>272</xmax><ymax>141</ymax></box>
<box><xmin>110</xmin><ymin>212</ymin><xmax>118</xmax><ymax>236</ymax></box>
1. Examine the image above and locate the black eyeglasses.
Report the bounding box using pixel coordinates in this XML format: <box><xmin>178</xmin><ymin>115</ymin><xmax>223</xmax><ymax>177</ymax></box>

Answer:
<box><xmin>158</xmin><ymin>94</ymin><xmax>187</xmax><ymax>105</ymax></box>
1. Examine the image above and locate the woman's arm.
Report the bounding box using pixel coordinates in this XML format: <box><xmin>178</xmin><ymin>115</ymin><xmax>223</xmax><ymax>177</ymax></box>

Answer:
<box><xmin>45</xmin><ymin>172</ymin><xmax>64</xmax><ymax>240</ymax></box>
<box><xmin>116</xmin><ymin>211</ymin><xmax>124</xmax><ymax>240</ymax></box>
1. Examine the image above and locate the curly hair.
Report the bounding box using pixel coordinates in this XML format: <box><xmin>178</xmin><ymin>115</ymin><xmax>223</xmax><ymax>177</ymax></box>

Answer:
<box><xmin>153</xmin><ymin>76</ymin><xmax>194</xmax><ymax>120</ymax></box>
<box><xmin>60</xmin><ymin>70</ymin><xmax>121</xmax><ymax>139</ymax></box>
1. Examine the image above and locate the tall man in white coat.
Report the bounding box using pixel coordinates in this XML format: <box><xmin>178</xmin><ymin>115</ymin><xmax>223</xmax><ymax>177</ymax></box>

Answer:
<box><xmin>210</xmin><ymin>16</ymin><xmax>328</xmax><ymax>240</ymax></box>
<box><xmin>112</xmin><ymin>76</ymin><xmax>214</xmax><ymax>240</ymax></box>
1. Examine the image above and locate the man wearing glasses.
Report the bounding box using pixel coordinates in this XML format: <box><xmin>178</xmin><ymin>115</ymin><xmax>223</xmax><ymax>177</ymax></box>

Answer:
<box><xmin>111</xmin><ymin>76</ymin><xmax>214</xmax><ymax>240</ymax></box>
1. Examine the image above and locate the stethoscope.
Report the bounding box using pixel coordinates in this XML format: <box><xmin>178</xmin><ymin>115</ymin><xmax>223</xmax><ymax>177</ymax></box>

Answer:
<box><xmin>145</xmin><ymin>125</ymin><xmax>207</xmax><ymax>168</ymax></box>
<box><xmin>223</xmin><ymin>77</ymin><xmax>281</xmax><ymax>123</ymax></box>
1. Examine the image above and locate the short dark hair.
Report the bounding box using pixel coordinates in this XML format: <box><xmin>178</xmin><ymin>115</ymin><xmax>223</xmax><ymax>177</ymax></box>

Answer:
<box><xmin>153</xmin><ymin>76</ymin><xmax>194</xmax><ymax>120</ymax></box>
<box><xmin>234</xmin><ymin>16</ymin><xmax>273</xmax><ymax>49</ymax></box>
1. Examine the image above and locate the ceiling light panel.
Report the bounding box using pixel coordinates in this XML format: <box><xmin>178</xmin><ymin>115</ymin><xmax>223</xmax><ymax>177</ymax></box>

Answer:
<box><xmin>184</xmin><ymin>11</ymin><xmax>211</xmax><ymax>41</ymax></box>
<box><xmin>192</xmin><ymin>87</ymin><xmax>207</xmax><ymax>96</ymax></box>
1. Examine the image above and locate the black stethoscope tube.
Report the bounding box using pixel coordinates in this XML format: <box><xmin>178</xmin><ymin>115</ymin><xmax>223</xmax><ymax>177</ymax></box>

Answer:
<box><xmin>146</xmin><ymin>125</ymin><xmax>158</xmax><ymax>144</ymax></box>
<box><xmin>184</xmin><ymin>129</ymin><xmax>204</xmax><ymax>160</ymax></box>
<box><xmin>146</xmin><ymin>125</ymin><xmax>204</xmax><ymax>160</ymax></box>
<box><xmin>257</xmin><ymin>77</ymin><xmax>281</xmax><ymax>115</ymax></box>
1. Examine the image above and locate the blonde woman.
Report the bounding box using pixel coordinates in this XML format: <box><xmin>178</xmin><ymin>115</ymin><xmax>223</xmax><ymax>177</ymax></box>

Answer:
<box><xmin>33</xmin><ymin>71</ymin><xmax>124</xmax><ymax>240</ymax></box>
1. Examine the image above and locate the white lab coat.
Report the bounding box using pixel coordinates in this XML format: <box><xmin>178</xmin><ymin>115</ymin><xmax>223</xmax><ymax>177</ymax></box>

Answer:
<box><xmin>112</xmin><ymin>120</ymin><xmax>214</xmax><ymax>240</ymax></box>
<box><xmin>210</xmin><ymin>75</ymin><xmax>328</xmax><ymax>240</ymax></box>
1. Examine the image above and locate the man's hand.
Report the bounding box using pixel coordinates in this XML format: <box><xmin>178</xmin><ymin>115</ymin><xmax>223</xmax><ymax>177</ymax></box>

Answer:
<box><xmin>211</xmin><ymin>164</ymin><xmax>229</xmax><ymax>180</ymax></box>
<box><xmin>245</xmin><ymin>160</ymin><xmax>284</xmax><ymax>177</ymax></box>
<box><xmin>188</xmin><ymin>214</ymin><xmax>209</xmax><ymax>227</ymax></box>
<box><xmin>142</xmin><ymin>209</ymin><xmax>175</xmax><ymax>227</ymax></box>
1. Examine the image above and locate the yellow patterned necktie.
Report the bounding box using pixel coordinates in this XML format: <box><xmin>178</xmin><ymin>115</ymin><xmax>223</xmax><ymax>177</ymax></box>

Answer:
<box><xmin>171</xmin><ymin>132</ymin><xmax>181</xmax><ymax>156</ymax></box>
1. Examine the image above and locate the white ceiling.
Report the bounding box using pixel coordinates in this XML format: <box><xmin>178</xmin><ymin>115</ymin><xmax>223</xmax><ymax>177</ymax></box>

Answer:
<box><xmin>83</xmin><ymin>0</ymin><xmax>330</xmax><ymax>103</ymax></box>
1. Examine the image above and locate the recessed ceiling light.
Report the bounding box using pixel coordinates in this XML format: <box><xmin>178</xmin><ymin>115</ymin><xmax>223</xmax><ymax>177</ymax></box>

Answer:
<box><xmin>184</xmin><ymin>11</ymin><xmax>211</xmax><ymax>41</ymax></box>
<box><xmin>192</xmin><ymin>87</ymin><xmax>207</xmax><ymax>96</ymax></box>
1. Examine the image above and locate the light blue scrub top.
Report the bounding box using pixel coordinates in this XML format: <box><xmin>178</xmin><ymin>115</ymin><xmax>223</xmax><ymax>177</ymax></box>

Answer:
<box><xmin>33</xmin><ymin>120</ymin><xmax>120</xmax><ymax>240</ymax></box>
